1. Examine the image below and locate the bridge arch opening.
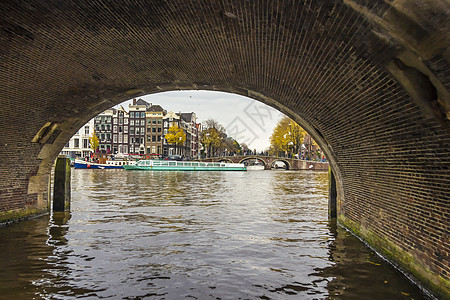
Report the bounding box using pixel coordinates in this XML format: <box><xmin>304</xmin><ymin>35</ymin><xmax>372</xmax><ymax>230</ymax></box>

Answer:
<box><xmin>271</xmin><ymin>160</ymin><xmax>289</xmax><ymax>170</ymax></box>
<box><xmin>1</xmin><ymin>1</ymin><xmax>448</xmax><ymax>297</ymax></box>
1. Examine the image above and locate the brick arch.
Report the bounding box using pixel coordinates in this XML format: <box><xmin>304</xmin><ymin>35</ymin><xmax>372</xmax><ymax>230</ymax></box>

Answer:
<box><xmin>217</xmin><ymin>158</ymin><xmax>234</xmax><ymax>164</ymax></box>
<box><xmin>269</xmin><ymin>159</ymin><xmax>291</xmax><ymax>170</ymax></box>
<box><xmin>238</xmin><ymin>156</ymin><xmax>267</xmax><ymax>167</ymax></box>
<box><xmin>1</xmin><ymin>1</ymin><xmax>448</xmax><ymax>296</ymax></box>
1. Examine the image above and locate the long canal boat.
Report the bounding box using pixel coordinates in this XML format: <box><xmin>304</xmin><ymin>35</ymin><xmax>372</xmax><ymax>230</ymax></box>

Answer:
<box><xmin>74</xmin><ymin>159</ymin><xmax>136</xmax><ymax>169</ymax></box>
<box><xmin>123</xmin><ymin>160</ymin><xmax>246</xmax><ymax>171</ymax></box>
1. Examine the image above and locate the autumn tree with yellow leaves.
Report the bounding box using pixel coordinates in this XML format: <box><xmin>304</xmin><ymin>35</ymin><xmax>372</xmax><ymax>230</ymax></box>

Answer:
<box><xmin>201</xmin><ymin>119</ymin><xmax>227</xmax><ymax>157</ymax></box>
<box><xmin>269</xmin><ymin>116</ymin><xmax>306</xmax><ymax>157</ymax></box>
<box><xmin>165</xmin><ymin>125</ymin><xmax>186</xmax><ymax>156</ymax></box>
<box><xmin>89</xmin><ymin>130</ymin><xmax>99</xmax><ymax>153</ymax></box>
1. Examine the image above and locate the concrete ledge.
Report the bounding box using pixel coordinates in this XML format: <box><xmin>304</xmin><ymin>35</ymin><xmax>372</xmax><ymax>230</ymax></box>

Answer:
<box><xmin>0</xmin><ymin>207</ymin><xmax>48</xmax><ymax>227</ymax></box>
<box><xmin>339</xmin><ymin>215</ymin><xmax>450</xmax><ymax>300</ymax></box>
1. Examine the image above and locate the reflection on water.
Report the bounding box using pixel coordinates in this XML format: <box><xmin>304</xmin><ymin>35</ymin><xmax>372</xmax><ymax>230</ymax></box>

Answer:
<box><xmin>0</xmin><ymin>170</ymin><xmax>430</xmax><ymax>299</ymax></box>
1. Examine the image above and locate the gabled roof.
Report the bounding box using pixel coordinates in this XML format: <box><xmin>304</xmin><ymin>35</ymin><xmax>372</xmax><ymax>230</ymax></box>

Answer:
<box><xmin>133</xmin><ymin>98</ymin><xmax>151</xmax><ymax>108</ymax></box>
<box><xmin>179</xmin><ymin>112</ymin><xmax>195</xmax><ymax>122</ymax></box>
<box><xmin>147</xmin><ymin>105</ymin><xmax>165</xmax><ymax>112</ymax></box>
<box><xmin>164</xmin><ymin>111</ymin><xmax>180</xmax><ymax>119</ymax></box>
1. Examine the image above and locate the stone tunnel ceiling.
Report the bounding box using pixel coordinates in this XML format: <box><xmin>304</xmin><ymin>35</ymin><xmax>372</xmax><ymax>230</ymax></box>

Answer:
<box><xmin>0</xmin><ymin>0</ymin><xmax>449</xmax><ymax>297</ymax></box>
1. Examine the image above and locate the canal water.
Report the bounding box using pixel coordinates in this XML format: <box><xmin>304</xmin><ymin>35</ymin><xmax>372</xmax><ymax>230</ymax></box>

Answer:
<box><xmin>0</xmin><ymin>170</ymin><xmax>431</xmax><ymax>299</ymax></box>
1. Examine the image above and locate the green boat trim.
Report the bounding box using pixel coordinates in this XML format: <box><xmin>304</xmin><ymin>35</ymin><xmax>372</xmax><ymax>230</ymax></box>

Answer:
<box><xmin>123</xmin><ymin>160</ymin><xmax>247</xmax><ymax>171</ymax></box>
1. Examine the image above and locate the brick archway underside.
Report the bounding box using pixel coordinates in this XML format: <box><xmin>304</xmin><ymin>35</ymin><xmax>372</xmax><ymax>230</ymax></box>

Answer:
<box><xmin>0</xmin><ymin>0</ymin><xmax>448</xmax><ymax>297</ymax></box>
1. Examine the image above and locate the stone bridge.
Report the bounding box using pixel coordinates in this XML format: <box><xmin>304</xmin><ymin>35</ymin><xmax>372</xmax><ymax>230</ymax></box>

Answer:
<box><xmin>199</xmin><ymin>156</ymin><xmax>329</xmax><ymax>171</ymax></box>
<box><xmin>0</xmin><ymin>1</ymin><xmax>449</xmax><ymax>297</ymax></box>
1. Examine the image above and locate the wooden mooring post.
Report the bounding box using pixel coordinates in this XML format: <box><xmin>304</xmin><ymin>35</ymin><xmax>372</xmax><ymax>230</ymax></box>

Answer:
<box><xmin>53</xmin><ymin>156</ymin><xmax>71</xmax><ymax>212</ymax></box>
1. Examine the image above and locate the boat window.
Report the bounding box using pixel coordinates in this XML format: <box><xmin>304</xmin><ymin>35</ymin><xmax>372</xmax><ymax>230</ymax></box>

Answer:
<box><xmin>184</xmin><ymin>162</ymin><xmax>191</xmax><ymax>166</ymax></box>
<box><xmin>192</xmin><ymin>163</ymin><xmax>198</xmax><ymax>166</ymax></box>
<box><xmin>169</xmin><ymin>162</ymin><xmax>176</xmax><ymax>166</ymax></box>
<box><xmin>200</xmin><ymin>163</ymin><xmax>206</xmax><ymax>167</ymax></box>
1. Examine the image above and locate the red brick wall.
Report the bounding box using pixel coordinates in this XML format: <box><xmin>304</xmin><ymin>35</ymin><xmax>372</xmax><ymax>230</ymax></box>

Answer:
<box><xmin>0</xmin><ymin>0</ymin><xmax>448</xmax><ymax>296</ymax></box>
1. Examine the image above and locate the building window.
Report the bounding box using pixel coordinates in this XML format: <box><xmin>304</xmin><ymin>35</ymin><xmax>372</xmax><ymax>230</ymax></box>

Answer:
<box><xmin>141</xmin><ymin>112</ymin><xmax>145</xmax><ymax>118</ymax></box>
<box><xmin>135</xmin><ymin>128</ymin><xmax>139</xmax><ymax>135</ymax></box>
<box><xmin>152</xmin><ymin>135</ymin><xmax>156</xmax><ymax>142</ymax></box>
<box><xmin>152</xmin><ymin>119</ymin><xmax>156</xmax><ymax>124</ymax></box>
<box><xmin>140</xmin><ymin>119</ymin><xmax>145</xmax><ymax>126</ymax></box>
<box><xmin>157</xmin><ymin>127</ymin><xmax>161</xmax><ymax>133</ymax></box>
<box><xmin>158</xmin><ymin>120</ymin><xmax>162</xmax><ymax>124</ymax></box>
<box><xmin>113</xmin><ymin>118</ymin><xmax>118</xmax><ymax>124</ymax></box>
<box><xmin>124</xmin><ymin>126</ymin><xmax>128</xmax><ymax>133</ymax></box>
<box><xmin>158</xmin><ymin>135</ymin><xmax>161</xmax><ymax>142</ymax></box>
<box><xmin>130</xmin><ymin>119</ymin><xmax>134</xmax><ymax>126</ymax></box>
<box><xmin>74</xmin><ymin>139</ymin><xmax>80</xmax><ymax>148</ymax></box>
<box><xmin>84</xmin><ymin>126</ymin><xmax>89</xmax><ymax>134</ymax></box>
<box><xmin>113</xmin><ymin>125</ymin><xmax>118</xmax><ymax>133</ymax></box>
<box><xmin>141</xmin><ymin>127</ymin><xmax>144</xmax><ymax>134</ymax></box>
<box><xmin>113</xmin><ymin>135</ymin><xmax>117</xmax><ymax>143</ymax></box>
<box><xmin>130</xmin><ymin>112</ymin><xmax>134</xmax><ymax>118</ymax></box>
<box><xmin>106</xmin><ymin>133</ymin><xmax>111</xmax><ymax>141</ymax></box>
<box><xmin>124</xmin><ymin>135</ymin><xmax>128</xmax><ymax>143</ymax></box>
<box><xmin>119</xmin><ymin>133</ymin><xmax>123</xmax><ymax>143</ymax></box>
<box><xmin>83</xmin><ymin>139</ymin><xmax>89</xmax><ymax>148</ymax></box>
<box><xmin>123</xmin><ymin>145</ymin><xmax>128</xmax><ymax>154</ymax></box>
<box><xmin>101</xmin><ymin>125</ymin><xmax>105</xmax><ymax>131</ymax></box>
<box><xmin>147</xmin><ymin>136</ymin><xmax>151</xmax><ymax>142</ymax></box>
<box><xmin>124</xmin><ymin>118</ymin><xmax>128</xmax><ymax>124</ymax></box>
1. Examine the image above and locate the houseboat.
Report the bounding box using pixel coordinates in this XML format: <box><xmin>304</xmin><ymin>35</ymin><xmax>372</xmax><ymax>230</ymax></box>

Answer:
<box><xmin>74</xmin><ymin>159</ymin><xmax>136</xmax><ymax>169</ymax></box>
<box><xmin>123</xmin><ymin>160</ymin><xmax>246</xmax><ymax>171</ymax></box>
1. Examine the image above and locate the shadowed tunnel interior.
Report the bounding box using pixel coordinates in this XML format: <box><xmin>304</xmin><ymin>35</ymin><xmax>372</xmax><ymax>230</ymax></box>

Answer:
<box><xmin>0</xmin><ymin>0</ymin><xmax>449</xmax><ymax>297</ymax></box>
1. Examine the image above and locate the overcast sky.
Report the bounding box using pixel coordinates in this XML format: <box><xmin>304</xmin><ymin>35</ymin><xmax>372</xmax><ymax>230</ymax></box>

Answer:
<box><xmin>115</xmin><ymin>90</ymin><xmax>284</xmax><ymax>151</ymax></box>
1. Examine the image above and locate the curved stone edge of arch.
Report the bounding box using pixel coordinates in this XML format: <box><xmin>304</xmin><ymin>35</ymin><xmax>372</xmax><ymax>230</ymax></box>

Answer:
<box><xmin>345</xmin><ymin>0</ymin><xmax>450</xmax><ymax>129</ymax></box>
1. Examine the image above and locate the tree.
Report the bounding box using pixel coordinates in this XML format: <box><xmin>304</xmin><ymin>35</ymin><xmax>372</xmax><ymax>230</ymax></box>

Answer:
<box><xmin>89</xmin><ymin>130</ymin><xmax>99</xmax><ymax>153</ymax></box>
<box><xmin>201</xmin><ymin>119</ymin><xmax>227</xmax><ymax>157</ymax></box>
<box><xmin>165</xmin><ymin>125</ymin><xmax>186</xmax><ymax>155</ymax></box>
<box><xmin>269</xmin><ymin>116</ymin><xmax>306</xmax><ymax>157</ymax></box>
<box><xmin>223</xmin><ymin>137</ymin><xmax>240</xmax><ymax>156</ymax></box>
